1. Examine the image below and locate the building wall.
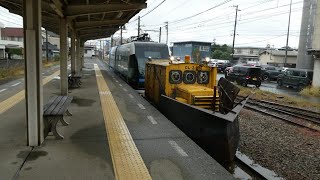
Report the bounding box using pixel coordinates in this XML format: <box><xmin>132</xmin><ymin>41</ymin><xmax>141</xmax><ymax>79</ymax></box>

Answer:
<box><xmin>235</xmin><ymin>48</ymin><xmax>261</xmax><ymax>56</ymax></box>
<box><xmin>172</xmin><ymin>44</ymin><xmax>192</xmax><ymax>61</ymax></box>
<box><xmin>260</xmin><ymin>53</ymin><xmax>297</xmax><ymax>66</ymax></box>
<box><xmin>48</xmin><ymin>36</ymin><xmax>60</xmax><ymax>49</ymax></box>
<box><xmin>172</xmin><ymin>42</ymin><xmax>211</xmax><ymax>61</ymax></box>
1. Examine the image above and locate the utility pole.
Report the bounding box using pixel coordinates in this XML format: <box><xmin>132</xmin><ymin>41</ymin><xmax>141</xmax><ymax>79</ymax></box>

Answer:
<box><xmin>46</xmin><ymin>30</ymin><xmax>49</xmax><ymax>62</ymax></box>
<box><xmin>111</xmin><ymin>35</ymin><xmax>114</xmax><ymax>47</ymax></box>
<box><xmin>284</xmin><ymin>0</ymin><xmax>293</xmax><ymax>67</ymax></box>
<box><xmin>166</xmin><ymin>22</ymin><xmax>168</xmax><ymax>45</ymax></box>
<box><xmin>138</xmin><ymin>16</ymin><xmax>141</xmax><ymax>36</ymax></box>
<box><xmin>120</xmin><ymin>26</ymin><xmax>123</xmax><ymax>45</ymax></box>
<box><xmin>100</xmin><ymin>40</ymin><xmax>103</xmax><ymax>60</ymax></box>
<box><xmin>159</xmin><ymin>27</ymin><xmax>162</xmax><ymax>43</ymax></box>
<box><xmin>231</xmin><ymin>5</ymin><xmax>239</xmax><ymax>64</ymax></box>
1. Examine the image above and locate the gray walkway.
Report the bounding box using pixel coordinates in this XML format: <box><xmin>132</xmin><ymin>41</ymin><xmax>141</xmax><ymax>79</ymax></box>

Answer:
<box><xmin>0</xmin><ymin>58</ymin><xmax>234</xmax><ymax>180</ymax></box>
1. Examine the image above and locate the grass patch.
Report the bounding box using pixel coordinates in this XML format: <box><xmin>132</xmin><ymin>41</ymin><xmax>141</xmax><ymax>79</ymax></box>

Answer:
<box><xmin>300</xmin><ymin>87</ymin><xmax>320</xmax><ymax>98</ymax></box>
<box><xmin>43</xmin><ymin>60</ymin><xmax>59</xmax><ymax>68</ymax></box>
<box><xmin>0</xmin><ymin>66</ymin><xmax>24</xmax><ymax>80</ymax></box>
<box><xmin>238</xmin><ymin>86</ymin><xmax>320</xmax><ymax>111</ymax></box>
<box><xmin>0</xmin><ymin>60</ymin><xmax>59</xmax><ymax>81</ymax></box>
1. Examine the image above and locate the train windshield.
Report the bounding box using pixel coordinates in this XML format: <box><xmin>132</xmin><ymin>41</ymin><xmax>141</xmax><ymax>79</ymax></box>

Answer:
<box><xmin>134</xmin><ymin>43</ymin><xmax>169</xmax><ymax>77</ymax></box>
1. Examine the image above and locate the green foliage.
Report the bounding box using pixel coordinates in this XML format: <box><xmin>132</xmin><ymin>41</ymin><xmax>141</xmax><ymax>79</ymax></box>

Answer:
<box><xmin>6</xmin><ymin>48</ymin><xmax>23</xmax><ymax>55</ymax></box>
<box><xmin>211</xmin><ymin>43</ymin><xmax>232</xmax><ymax>60</ymax></box>
<box><xmin>54</xmin><ymin>55</ymin><xmax>60</xmax><ymax>62</ymax></box>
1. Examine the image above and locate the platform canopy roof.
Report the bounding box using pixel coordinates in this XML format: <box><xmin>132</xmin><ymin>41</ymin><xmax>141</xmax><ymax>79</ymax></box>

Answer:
<box><xmin>0</xmin><ymin>0</ymin><xmax>147</xmax><ymax>41</ymax></box>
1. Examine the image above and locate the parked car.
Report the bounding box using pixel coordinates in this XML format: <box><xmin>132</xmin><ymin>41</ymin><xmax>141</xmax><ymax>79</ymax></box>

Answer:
<box><xmin>217</xmin><ymin>62</ymin><xmax>232</xmax><ymax>73</ymax></box>
<box><xmin>260</xmin><ymin>65</ymin><xmax>283</xmax><ymax>81</ymax></box>
<box><xmin>226</xmin><ymin>65</ymin><xmax>262</xmax><ymax>87</ymax></box>
<box><xmin>277</xmin><ymin>68</ymin><xmax>313</xmax><ymax>90</ymax></box>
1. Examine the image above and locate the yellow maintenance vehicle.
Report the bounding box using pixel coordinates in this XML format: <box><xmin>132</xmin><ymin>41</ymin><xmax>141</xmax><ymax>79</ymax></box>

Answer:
<box><xmin>145</xmin><ymin>55</ymin><xmax>248</xmax><ymax>165</ymax></box>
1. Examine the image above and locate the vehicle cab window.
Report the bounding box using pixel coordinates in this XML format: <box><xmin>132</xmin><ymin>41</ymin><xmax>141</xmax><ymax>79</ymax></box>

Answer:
<box><xmin>292</xmin><ymin>71</ymin><xmax>300</xmax><ymax>77</ymax></box>
<box><xmin>300</xmin><ymin>71</ymin><xmax>307</xmax><ymax>78</ymax></box>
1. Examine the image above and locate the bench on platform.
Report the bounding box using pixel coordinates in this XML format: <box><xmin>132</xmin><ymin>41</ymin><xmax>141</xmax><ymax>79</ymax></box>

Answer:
<box><xmin>68</xmin><ymin>73</ymin><xmax>82</xmax><ymax>88</ymax></box>
<box><xmin>43</xmin><ymin>96</ymin><xmax>73</xmax><ymax>139</ymax></box>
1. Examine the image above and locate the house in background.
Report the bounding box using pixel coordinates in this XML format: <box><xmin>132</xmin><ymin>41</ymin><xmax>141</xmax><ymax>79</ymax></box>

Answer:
<box><xmin>172</xmin><ymin>41</ymin><xmax>211</xmax><ymax>62</ymax></box>
<box><xmin>259</xmin><ymin>49</ymin><xmax>297</xmax><ymax>67</ymax></box>
<box><xmin>42</xmin><ymin>42</ymin><xmax>59</xmax><ymax>60</ymax></box>
<box><xmin>42</xmin><ymin>30</ymin><xmax>60</xmax><ymax>49</ymax></box>
<box><xmin>233</xmin><ymin>47</ymin><xmax>265</xmax><ymax>63</ymax></box>
<box><xmin>0</xmin><ymin>25</ymin><xmax>24</xmax><ymax>59</ymax></box>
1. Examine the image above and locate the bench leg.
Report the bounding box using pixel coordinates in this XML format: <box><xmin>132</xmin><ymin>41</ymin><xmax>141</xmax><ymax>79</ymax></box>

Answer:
<box><xmin>60</xmin><ymin>117</ymin><xmax>69</xmax><ymax>126</ymax></box>
<box><xmin>43</xmin><ymin>117</ymin><xmax>51</xmax><ymax>138</ymax></box>
<box><xmin>52</xmin><ymin>117</ymin><xmax>64</xmax><ymax>140</ymax></box>
<box><xmin>66</xmin><ymin>109</ymin><xmax>72</xmax><ymax>116</ymax></box>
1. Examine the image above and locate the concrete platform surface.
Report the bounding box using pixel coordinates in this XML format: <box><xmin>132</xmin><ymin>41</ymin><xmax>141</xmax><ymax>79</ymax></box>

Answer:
<box><xmin>0</xmin><ymin>58</ymin><xmax>234</xmax><ymax>180</ymax></box>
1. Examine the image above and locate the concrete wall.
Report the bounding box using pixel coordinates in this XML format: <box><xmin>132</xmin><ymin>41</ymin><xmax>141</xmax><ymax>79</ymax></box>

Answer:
<box><xmin>297</xmin><ymin>0</ymin><xmax>317</xmax><ymax>69</ymax></box>
<box><xmin>311</xmin><ymin>0</ymin><xmax>320</xmax><ymax>87</ymax></box>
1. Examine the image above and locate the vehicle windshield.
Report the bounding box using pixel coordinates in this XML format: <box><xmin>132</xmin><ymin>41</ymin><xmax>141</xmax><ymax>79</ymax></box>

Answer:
<box><xmin>135</xmin><ymin>43</ymin><xmax>169</xmax><ymax>77</ymax></box>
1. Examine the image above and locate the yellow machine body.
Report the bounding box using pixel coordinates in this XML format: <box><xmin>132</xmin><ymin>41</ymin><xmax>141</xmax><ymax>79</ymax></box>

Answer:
<box><xmin>145</xmin><ymin>60</ymin><xmax>219</xmax><ymax>110</ymax></box>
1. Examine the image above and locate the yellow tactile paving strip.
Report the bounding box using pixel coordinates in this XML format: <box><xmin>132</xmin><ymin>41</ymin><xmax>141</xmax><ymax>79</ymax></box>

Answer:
<box><xmin>0</xmin><ymin>70</ymin><xmax>60</xmax><ymax>114</ymax></box>
<box><xmin>94</xmin><ymin>64</ymin><xmax>152</xmax><ymax>180</ymax></box>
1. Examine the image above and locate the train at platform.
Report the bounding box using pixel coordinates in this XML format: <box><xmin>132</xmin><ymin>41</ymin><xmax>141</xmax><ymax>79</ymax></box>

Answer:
<box><xmin>109</xmin><ymin>37</ymin><xmax>248</xmax><ymax>165</ymax></box>
<box><xmin>109</xmin><ymin>39</ymin><xmax>169</xmax><ymax>89</ymax></box>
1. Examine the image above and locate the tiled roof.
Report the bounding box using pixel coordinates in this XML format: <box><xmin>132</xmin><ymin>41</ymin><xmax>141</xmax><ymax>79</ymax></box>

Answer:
<box><xmin>260</xmin><ymin>49</ymin><xmax>298</xmax><ymax>57</ymax></box>
<box><xmin>1</xmin><ymin>27</ymin><xmax>23</xmax><ymax>37</ymax></box>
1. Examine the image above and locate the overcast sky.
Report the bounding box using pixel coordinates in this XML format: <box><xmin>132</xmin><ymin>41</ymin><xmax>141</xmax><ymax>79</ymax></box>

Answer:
<box><xmin>0</xmin><ymin>0</ymin><xmax>304</xmax><ymax>48</ymax></box>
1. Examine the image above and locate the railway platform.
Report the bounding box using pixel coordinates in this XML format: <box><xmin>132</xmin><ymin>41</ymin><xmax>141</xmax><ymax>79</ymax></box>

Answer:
<box><xmin>0</xmin><ymin>58</ymin><xmax>234</xmax><ymax>180</ymax></box>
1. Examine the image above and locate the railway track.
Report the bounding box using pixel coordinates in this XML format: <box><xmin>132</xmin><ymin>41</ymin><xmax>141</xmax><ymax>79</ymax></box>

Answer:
<box><xmin>234</xmin><ymin>151</ymin><xmax>282</xmax><ymax>180</ymax></box>
<box><xmin>236</xmin><ymin>96</ymin><xmax>320</xmax><ymax>132</ymax></box>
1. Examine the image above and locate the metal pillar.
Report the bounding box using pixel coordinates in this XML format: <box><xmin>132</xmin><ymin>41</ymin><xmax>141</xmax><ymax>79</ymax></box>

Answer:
<box><xmin>71</xmin><ymin>30</ymin><xmax>76</xmax><ymax>75</ymax></box>
<box><xmin>60</xmin><ymin>18</ymin><xmax>68</xmax><ymax>95</ymax></box>
<box><xmin>23</xmin><ymin>0</ymin><xmax>44</xmax><ymax>146</ymax></box>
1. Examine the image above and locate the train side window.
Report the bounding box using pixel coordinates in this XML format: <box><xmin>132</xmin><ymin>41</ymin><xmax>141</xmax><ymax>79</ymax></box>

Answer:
<box><xmin>169</xmin><ymin>70</ymin><xmax>183</xmax><ymax>84</ymax></box>
<box><xmin>197</xmin><ymin>71</ymin><xmax>210</xmax><ymax>84</ymax></box>
<box><xmin>183</xmin><ymin>71</ymin><xmax>196</xmax><ymax>84</ymax></box>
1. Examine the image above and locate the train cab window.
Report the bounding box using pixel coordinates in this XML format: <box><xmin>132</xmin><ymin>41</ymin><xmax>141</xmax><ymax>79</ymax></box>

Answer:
<box><xmin>169</xmin><ymin>70</ymin><xmax>183</xmax><ymax>84</ymax></box>
<box><xmin>183</xmin><ymin>71</ymin><xmax>196</xmax><ymax>84</ymax></box>
<box><xmin>197</xmin><ymin>71</ymin><xmax>210</xmax><ymax>84</ymax></box>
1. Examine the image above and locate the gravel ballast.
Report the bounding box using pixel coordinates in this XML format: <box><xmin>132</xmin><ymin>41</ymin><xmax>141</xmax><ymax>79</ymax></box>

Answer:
<box><xmin>239</xmin><ymin>109</ymin><xmax>320</xmax><ymax>180</ymax></box>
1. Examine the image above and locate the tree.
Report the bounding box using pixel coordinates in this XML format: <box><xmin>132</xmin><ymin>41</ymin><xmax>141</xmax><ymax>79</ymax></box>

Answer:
<box><xmin>211</xmin><ymin>43</ymin><xmax>232</xmax><ymax>60</ymax></box>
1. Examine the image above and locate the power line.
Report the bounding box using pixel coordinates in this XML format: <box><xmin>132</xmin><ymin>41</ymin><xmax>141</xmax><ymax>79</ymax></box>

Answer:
<box><xmin>169</xmin><ymin>0</ymin><xmax>234</xmax><ymax>24</ymax></box>
<box><xmin>140</xmin><ymin>0</ymin><xmax>167</xmax><ymax>18</ymax></box>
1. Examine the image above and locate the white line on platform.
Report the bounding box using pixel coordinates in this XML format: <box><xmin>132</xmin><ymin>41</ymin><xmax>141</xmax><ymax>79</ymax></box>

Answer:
<box><xmin>147</xmin><ymin>116</ymin><xmax>158</xmax><ymax>125</ymax></box>
<box><xmin>11</xmin><ymin>82</ymin><xmax>21</xmax><ymax>87</ymax></box>
<box><xmin>119</xmin><ymin>84</ymin><xmax>123</xmax><ymax>87</ymax></box>
<box><xmin>168</xmin><ymin>140</ymin><xmax>188</xmax><ymax>157</ymax></box>
<box><xmin>116</xmin><ymin>80</ymin><xmax>119</xmax><ymax>83</ymax></box>
<box><xmin>129</xmin><ymin>94</ymin><xmax>134</xmax><ymax>99</ymax></box>
<box><xmin>0</xmin><ymin>89</ymin><xmax>7</xmax><ymax>93</ymax></box>
<box><xmin>123</xmin><ymin>88</ymin><xmax>128</xmax><ymax>92</ymax></box>
<box><xmin>137</xmin><ymin>104</ymin><xmax>146</xmax><ymax>110</ymax></box>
